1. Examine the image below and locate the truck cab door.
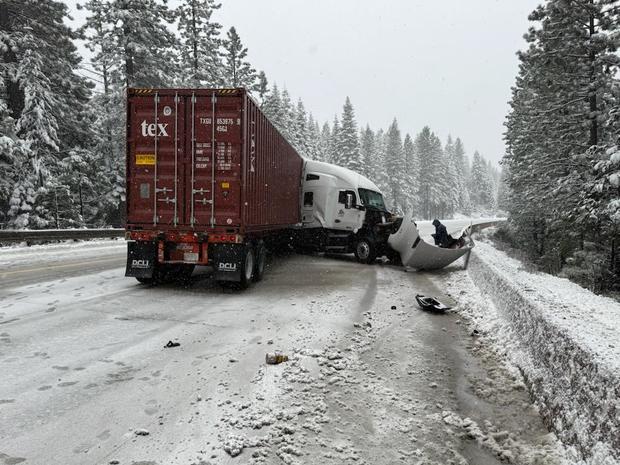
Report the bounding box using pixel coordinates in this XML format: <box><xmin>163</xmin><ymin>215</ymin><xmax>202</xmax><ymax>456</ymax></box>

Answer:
<box><xmin>302</xmin><ymin>190</ymin><xmax>316</xmax><ymax>225</ymax></box>
<box><xmin>335</xmin><ymin>190</ymin><xmax>363</xmax><ymax>231</ymax></box>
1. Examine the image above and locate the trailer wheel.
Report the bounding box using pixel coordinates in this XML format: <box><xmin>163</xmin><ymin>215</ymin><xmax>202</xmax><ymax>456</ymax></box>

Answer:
<box><xmin>354</xmin><ymin>237</ymin><xmax>377</xmax><ymax>264</ymax></box>
<box><xmin>238</xmin><ymin>245</ymin><xmax>255</xmax><ymax>289</ymax></box>
<box><xmin>253</xmin><ymin>241</ymin><xmax>267</xmax><ymax>282</ymax></box>
<box><xmin>135</xmin><ymin>277</ymin><xmax>155</xmax><ymax>285</ymax></box>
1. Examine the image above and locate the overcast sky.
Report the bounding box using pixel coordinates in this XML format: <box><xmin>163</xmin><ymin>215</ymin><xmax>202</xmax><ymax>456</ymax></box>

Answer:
<box><xmin>66</xmin><ymin>0</ymin><xmax>541</xmax><ymax>165</ymax></box>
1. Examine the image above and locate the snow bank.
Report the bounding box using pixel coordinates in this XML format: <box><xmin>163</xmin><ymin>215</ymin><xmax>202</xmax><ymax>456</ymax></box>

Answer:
<box><xmin>454</xmin><ymin>241</ymin><xmax>620</xmax><ymax>463</ymax></box>
<box><xmin>0</xmin><ymin>238</ymin><xmax>125</xmax><ymax>267</ymax></box>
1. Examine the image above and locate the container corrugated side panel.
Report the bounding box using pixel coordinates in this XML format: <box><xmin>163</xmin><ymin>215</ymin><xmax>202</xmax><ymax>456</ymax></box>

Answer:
<box><xmin>242</xmin><ymin>94</ymin><xmax>303</xmax><ymax>230</ymax></box>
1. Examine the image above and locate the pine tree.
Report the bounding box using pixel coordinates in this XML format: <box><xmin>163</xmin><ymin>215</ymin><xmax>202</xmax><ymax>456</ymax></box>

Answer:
<box><xmin>176</xmin><ymin>0</ymin><xmax>222</xmax><ymax>86</ymax></box>
<box><xmin>469</xmin><ymin>151</ymin><xmax>495</xmax><ymax>212</ymax></box>
<box><xmin>441</xmin><ymin>136</ymin><xmax>461</xmax><ymax>218</ymax></box>
<box><xmin>504</xmin><ymin>0</ymin><xmax>620</xmax><ymax>267</ymax></box>
<box><xmin>453</xmin><ymin>137</ymin><xmax>472</xmax><ymax>214</ymax></box>
<box><xmin>292</xmin><ymin>99</ymin><xmax>308</xmax><ymax>157</ymax></box>
<box><xmin>256</xmin><ymin>71</ymin><xmax>269</xmax><ymax>104</ymax></box>
<box><xmin>103</xmin><ymin>0</ymin><xmax>178</xmax><ymax>87</ymax></box>
<box><xmin>221</xmin><ymin>26</ymin><xmax>256</xmax><ymax>89</ymax></box>
<box><xmin>414</xmin><ymin>127</ymin><xmax>443</xmax><ymax>219</ymax></box>
<box><xmin>403</xmin><ymin>133</ymin><xmax>420</xmax><ymax>214</ymax></box>
<box><xmin>318</xmin><ymin>122</ymin><xmax>331</xmax><ymax>162</ymax></box>
<box><xmin>262</xmin><ymin>83</ymin><xmax>283</xmax><ymax>129</ymax></box>
<box><xmin>328</xmin><ymin>115</ymin><xmax>340</xmax><ymax>164</ymax></box>
<box><xmin>384</xmin><ymin>119</ymin><xmax>405</xmax><ymax>213</ymax></box>
<box><xmin>373</xmin><ymin>129</ymin><xmax>389</xmax><ymax>195</ymax></box>
<box><xmin>360</xmin><ymin>125</ymin><xmax>375</xmax><ymax>179</ymax></box>
<box><xmin>305</xmin><ymin>114</ymin><xmax>321</xmax><ymax>160</ymax></box>
<box><xmin>2</xmin><ymin>0</ymin><xmax>96</xmax><ymax>228</ymax></box>
<box><xmin>0</xmin><ymin>103</ymin><xmax>29</xmax><ymax>224</ymax></box>
<box><xmin>335</xmin><ymin>97</ymin><xmax>362</xmax><ymax>172</ymax></box>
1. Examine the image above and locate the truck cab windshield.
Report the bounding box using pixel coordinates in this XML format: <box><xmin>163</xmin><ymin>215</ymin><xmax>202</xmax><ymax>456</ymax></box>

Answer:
<box><xmin>358</xmin><ymin>188</ymin><xmax>387</xmax><ymax>211</ymax></box>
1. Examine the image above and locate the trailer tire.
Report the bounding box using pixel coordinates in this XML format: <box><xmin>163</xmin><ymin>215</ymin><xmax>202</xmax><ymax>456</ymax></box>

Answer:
<box><xmin>253</xmin><ymin>241</ymin><xmax>267</xmax><ymax>282</ymax></box>
<box><xmin>354</xmin><ymin>237</ymin><xmax>377</xmax><ymax>264</ymax></box>
<box><xmin>135</xmin><ymin>277</ymin><xmax>155</xmax><ymax>285</ymax></box>
<box><xmin>238</xmin><ymin>245</ymin><xmax>255</xmax><ymax>289</ymax></box>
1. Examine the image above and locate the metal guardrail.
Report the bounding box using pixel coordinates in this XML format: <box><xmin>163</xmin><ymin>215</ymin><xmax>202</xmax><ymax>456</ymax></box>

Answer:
<box><xmin>0</xmin><ymin>228</ymin><xmax>125</xmax><ymax>244</ymax></box>
<box><xmin>470</xmin><ymin>219</ymin><xmax>506</xmax><ymax>233</ymax></box>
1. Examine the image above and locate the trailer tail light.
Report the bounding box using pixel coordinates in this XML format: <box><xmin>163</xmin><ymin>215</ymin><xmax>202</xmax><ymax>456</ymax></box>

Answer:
<box><xmin>157</xmin><ymin>241</ymin><xmax>164</xmax><ymax>263</ymax></box>
<box><xmin>208</xmin><ymin>234</ymin><xmax>242</xmax><ymax>243</ymax></box>
<box><xmin>129</xmin><ymin>231</ymin><xmax>157</xmax><ymax>241</ymax></box>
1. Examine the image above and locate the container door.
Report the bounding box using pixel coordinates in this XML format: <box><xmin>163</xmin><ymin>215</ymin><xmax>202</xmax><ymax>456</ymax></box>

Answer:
<box><xmin>184</xmin><ymin>92</ymin><xmax>242</xmax><ymax>228</ymax></box>
<box><xmin>127</xmin><ymin>92</ymin><xmax>185</xmax><ymax>226</ymax></box>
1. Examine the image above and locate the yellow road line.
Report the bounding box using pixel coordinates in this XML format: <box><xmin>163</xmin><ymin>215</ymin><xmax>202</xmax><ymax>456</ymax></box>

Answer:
<box><xmin>1</xmin><ymin>256</ymin><xmax>125</xmax><ymax>277</ymax></box>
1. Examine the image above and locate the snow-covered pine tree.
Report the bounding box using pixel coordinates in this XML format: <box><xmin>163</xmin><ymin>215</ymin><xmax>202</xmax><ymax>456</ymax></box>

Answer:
<box><xmin>373</xmin><ymin>128</ymin><xmax>389</xmax><ymax>198</ymax></box>
<box><xmin>360</xmin><ymin>125</ymin><xmax>375</xmax><ymax>179</ymax></box>
<box><xmin>305</xmin><ymin>114</ymin><xmax>321</xmax><ymax>161</ymax></box>
<box><xmin>176</xmin><ymin>0</ymin><xmax>222</xmax><ymax>87</ymax></box>
<box><xmin>453</xmin><ymin>137</ymin><xmax>472</xmax><ymax>214</ymax></box>
<box><xmin>318</xmin><ymin>122</ymin><xmax>331</xmax><ymax>162</ymax></box>
<box><xmin>403</xmin><ymin>133</ymin><xmax>420</xmax><ymax>215</ymax></box>
<box><xmin>1</xmin><ymin>0</ymin><xmax>96</xmax><ymax>228</ymax></box>
<box><xmin>101</xmin><ymin>0</ymin><xmax>178</xmax><ymax>88</ymax></box>
<box><xmin>469</xmin><ymin>151</ymin><xmax>495</xmax><ymax>213</ymax></box>
<box><xmin>261</xmin><ymin>83</ymin><xmax>283</xmax><ymax>129</ymax></box>
<box><xmin>0</xmin><ymin>102</ymin><xmax>29</xmax><ymax>225</ymax></box>
<box><xmin>279</xmin><ymin>88</ymin><xmax>294</xmax><ymax>142</ymax></box>
<box><xmin>384</xmin><ymin>119</ymin><xmax>405</xmax><ymax>213</ymax></box>
<box><xmin>221</xmin><ymin>26</ymin><xmax>257</xmax><ymax>89</ymax></box>
<box><xmin>335</xmin><ymin>97</ymin><xmax>362</xmax><ymax>173</ymax></box>
<box><xmin>256</xmin><ymin>71</ymin><xmax>269</xmax><ymax>104</ymax></box>
<box><xmin>414</xmin><ymin>127</ymin><xmax>443</xmax><ymax>219</ymax></box>
<box><xmin>441</xmin><ymin>136</ymin><xmax>461</xmax><ymax>218</ymax></box>
<box><xmin>328</xmin><ymin>115</ymin><xmax>341</xmax><ymax>165</ymax></box>
<box><xmin>292</xmin><ymin>99</ymin><xmax>309</xmax><ymax>157</ymax></box>
<box><xmin>504</xmin><ymin>0</ymin><xmax>620</xmax><ymax>266</ymax></box>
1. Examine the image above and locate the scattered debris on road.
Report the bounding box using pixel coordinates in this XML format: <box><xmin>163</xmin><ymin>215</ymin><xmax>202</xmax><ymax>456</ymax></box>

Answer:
<box><xmin>265</xmin><ymin>352</ymin><xmax>289</xmax><ymax>365</ymax></box>
<box><xmin>415</xmin><ymin>294</ymin><xmax>451</xmax><ymax>313</ymax></box>
<box><xmin>164</xmin><ymin>340</ymin><xmax>180</xmax><ymax>348</ymax></box>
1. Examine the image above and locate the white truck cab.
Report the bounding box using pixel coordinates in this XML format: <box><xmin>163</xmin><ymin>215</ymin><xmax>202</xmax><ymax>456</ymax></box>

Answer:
<box><xmin>296</xmin><ymin>159</ymin><xmax>398</xmax><ymax>263</ymax></box>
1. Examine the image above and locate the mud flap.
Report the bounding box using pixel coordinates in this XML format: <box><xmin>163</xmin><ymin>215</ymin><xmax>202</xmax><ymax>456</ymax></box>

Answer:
<box><xmin>125</xmin><ymin>241</ymin><xmax>157</xmax><ymax>278</ymax></box>
<box><xmin>211</xmin><ymin>243</ymin><xmax>243</xmax><ymax>282</ymax></box>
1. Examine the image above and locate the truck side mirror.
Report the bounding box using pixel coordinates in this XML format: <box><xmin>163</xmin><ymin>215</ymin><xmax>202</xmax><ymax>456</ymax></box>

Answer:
<box><xmin>345</xmin><ymin>193</ymin><xmax>354</xmax><ymax>209</ymax></box>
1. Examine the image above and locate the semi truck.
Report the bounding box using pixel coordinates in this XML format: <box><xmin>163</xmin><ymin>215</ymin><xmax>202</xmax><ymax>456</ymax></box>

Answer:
<box><xmin>296</xmin><ymin>159</ymin><xmax>398</xmax><ymax>263</ymax></box>
<box><xmin>124</xmin><ymin>87</ymin><xmax>398</xmax><ymax>288</ymax></box>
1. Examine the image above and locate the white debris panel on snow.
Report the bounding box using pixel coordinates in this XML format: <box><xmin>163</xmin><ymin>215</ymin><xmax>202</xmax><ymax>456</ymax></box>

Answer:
<box><xmin>435</xmin><ymin>240</ymin><xmax>620</xmax><ymax>464</ymax></box>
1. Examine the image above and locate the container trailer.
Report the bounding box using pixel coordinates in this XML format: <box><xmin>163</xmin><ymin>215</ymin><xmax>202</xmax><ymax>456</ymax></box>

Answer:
<box><xmin>124</xmin><ymin>88</ymin><xmax>303</xmax><ymax>287</ymax></box>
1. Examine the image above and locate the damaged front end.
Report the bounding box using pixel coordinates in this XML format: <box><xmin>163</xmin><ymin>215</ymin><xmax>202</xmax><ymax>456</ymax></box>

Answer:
<box><xmin>388</xmin><ymin>211</ymin><xmax>474</xmax><ymax>271</ymax></box>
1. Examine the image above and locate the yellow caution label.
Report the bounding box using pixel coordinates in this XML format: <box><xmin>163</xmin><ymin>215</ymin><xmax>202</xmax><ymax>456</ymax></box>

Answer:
<box><xmin>136</xmin><ymin>153</ymin><xmax>156</xmax><ymax>165</ymax></box>
<box><xmin>221</xmin><ymin>182</ymin><xmax>230</xmax><ymax>189</ymax></box>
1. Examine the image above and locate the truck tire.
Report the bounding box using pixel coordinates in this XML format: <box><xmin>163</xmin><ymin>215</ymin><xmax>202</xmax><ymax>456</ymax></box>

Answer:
<box><xmin>136</xmin><ymin>277</ymin><xmax>155</xmax><ymax>285</ymax></box>
<box><xmin>354</xmin><ymin>237</ymin><xmax>377</xmax><ymax>264</ymax></box>
<box><xmin>238</xmin><ymin>245</ymin><xmax>255</xmax><ymax>289</ymax></box>
<box><xmin>253</xmin><ymin>241</ymin><xmax>267</xmax><ymax>282</ymax></box>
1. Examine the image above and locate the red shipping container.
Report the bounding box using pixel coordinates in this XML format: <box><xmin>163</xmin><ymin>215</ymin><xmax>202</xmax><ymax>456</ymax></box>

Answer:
<box><xmin>125</xmin><ymin>88</ymin><xmax>303</xmax><ymax>234</ymax></box>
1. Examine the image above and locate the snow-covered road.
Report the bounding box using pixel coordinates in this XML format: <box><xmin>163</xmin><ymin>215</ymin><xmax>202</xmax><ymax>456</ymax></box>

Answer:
<box><xmin>0</xmin><ymin>229</ymin><xmax>569</xmax><ymax>465</ymax></box>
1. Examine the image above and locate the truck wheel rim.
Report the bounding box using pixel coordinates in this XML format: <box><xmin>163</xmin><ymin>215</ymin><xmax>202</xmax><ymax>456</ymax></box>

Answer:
<box><xmin>357</xmin><ymin>242</ymin><xmax>370</xmax><ymax>260</ymax></box>
<box><xmin>245</xmin><ymin>252</ymin><xmax>254</xmax><ymax>281</ymax></box>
